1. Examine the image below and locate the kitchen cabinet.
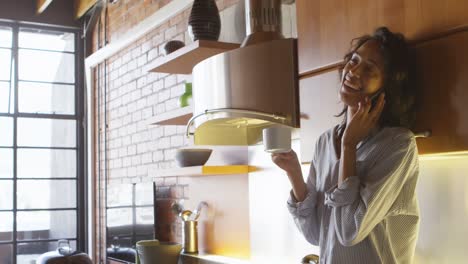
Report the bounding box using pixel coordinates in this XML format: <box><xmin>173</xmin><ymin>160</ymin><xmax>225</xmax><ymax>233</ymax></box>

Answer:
<box><xmin>299</xmin><ymin>29</ymin><xmax>468</xmax><ymax>160</ymax></box>
<box><xmin>296</xmin><ymin>0</ymin><xmax>468</xmax><ymax>75</ymax></box>
<box><xmin>299</xmin><ymin>70</ymin><xmax>343</xmax><ymax>163</ymax></box>
<box><xmin>412</xmin><ymin>29</ymin><xmax>468</xmax><ymax>155</ymax></box>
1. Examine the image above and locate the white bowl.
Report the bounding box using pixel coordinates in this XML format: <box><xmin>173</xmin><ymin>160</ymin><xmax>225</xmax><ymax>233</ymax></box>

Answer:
<box><xmin>175</xmin><ymin>149</ymin><xmax>212</xmax><ymax>167</ymax></box>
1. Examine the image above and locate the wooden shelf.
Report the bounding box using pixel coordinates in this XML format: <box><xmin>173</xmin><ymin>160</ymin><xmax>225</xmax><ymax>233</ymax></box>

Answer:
<box><xmin>147</xmin><ymin>106</ymin><xmax>193</xmax><ymax>126</ymax></box>
<box><xmin>145</xmin><ymin>40</ymin><xmax>240</xmax><ymax>74</ymax></box>
<box><xmin>156</xmin><ymin>165</ymin><xmax>258</xmax><ymax>178</ymax></box>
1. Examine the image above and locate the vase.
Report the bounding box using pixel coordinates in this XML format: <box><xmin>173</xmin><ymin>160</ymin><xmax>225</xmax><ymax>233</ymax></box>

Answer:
<box><xmin>188</xmin><ymin>0</ymin><xmax>221</xmax><ymax>41</ymax></box>
<box><xmin>178</xmin><ymin>83</ymin><xmax>193</xmax><ymax>107</ymax></box>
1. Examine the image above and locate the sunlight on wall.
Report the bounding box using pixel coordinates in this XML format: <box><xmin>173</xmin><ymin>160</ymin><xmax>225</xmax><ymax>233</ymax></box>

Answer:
<box><xmin>415</xmin><ymin>156</ymin><xmax>468</xmax><ymax>264</ymax></box>
<box><xmin>248</xmin><ymin>140</ymin><xmax>320</xmax><ymax>264</ymax></box>
<box><xmin>418</xmin><ymin>151</ymin><xmax>468</xmax><ymax>161</ymax></box>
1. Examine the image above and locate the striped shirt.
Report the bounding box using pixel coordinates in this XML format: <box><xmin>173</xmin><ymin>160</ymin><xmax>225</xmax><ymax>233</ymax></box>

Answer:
<box><xmin>287</xmin><ymin>125</ymin><xmax>420</xmax><ymax>264</ymax></box>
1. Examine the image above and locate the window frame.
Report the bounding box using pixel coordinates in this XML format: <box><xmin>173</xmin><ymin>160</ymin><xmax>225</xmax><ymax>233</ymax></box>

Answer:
<box><xmin>0</xmin><ymin>20</ymin><xmax>86</xmax><ymax>263</ymax></box>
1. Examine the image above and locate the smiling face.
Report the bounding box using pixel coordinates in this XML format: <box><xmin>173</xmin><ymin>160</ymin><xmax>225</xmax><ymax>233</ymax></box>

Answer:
<box><xmin>340</xmin><ymin>39</ymin><xmax>386</xmax><ymax>108</ymax></box>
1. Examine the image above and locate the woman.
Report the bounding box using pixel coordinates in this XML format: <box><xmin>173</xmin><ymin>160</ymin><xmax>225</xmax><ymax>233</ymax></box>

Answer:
<box><xmin>272</xmin><ymin>27</ymin><xmax>419</xmax><ymax>263</ymax></box>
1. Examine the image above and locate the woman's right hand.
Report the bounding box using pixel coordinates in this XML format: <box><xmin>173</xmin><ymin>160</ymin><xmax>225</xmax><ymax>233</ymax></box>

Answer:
<box><xmin>271</xmin><ymin>150</ymin><xmax>301</xmax><ymax>176</ymax></box>
<box><xmin>272</xmin><ymin>150</ymin><xmax>307</xmax><ymax>201</ymax></box>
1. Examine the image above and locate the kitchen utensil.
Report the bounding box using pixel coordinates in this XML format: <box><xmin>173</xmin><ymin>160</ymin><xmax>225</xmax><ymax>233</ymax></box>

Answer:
<box><xmin>180</xmin><ymin>210</ymin><xmax>192</xmax><ymax>221</ymax></box>
<box><xmin>190</xmin><ymin>201</ymin><xmax>207</xmax><ymax>221</ymax></box>
<box><xmin>183</xmin><ymin>220</ymin><xmax>198</xmax><ymax>253</ymax></box>
<box><xmin>175</xmin><ymin>148</ymin><xmax>212</xmax><ymax>167</ymax></box>
<box><xmin>171</xmin><ymin>202</ymin><xmax>184</xmax><ymax>216</ymax></box>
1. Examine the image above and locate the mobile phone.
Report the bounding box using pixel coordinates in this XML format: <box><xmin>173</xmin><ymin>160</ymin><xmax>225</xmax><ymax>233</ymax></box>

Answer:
<box><xmin>369</xmin><ymin>89</ymin><xmax>384</xmax><ymax>110</ymax></box>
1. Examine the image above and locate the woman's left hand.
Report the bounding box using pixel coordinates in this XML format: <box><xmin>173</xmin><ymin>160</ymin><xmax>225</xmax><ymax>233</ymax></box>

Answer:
<box><xmin>342</xmin><ymin>93</ymin><xmax>385</xmax><ymax>147</ymax></box>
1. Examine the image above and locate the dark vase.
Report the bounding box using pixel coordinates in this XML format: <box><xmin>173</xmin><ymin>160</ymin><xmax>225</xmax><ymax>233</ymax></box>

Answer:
<box><xmin>188</xmin><ymin>0</ymin><xmax>221</xmax><ymax>41</ymax></box>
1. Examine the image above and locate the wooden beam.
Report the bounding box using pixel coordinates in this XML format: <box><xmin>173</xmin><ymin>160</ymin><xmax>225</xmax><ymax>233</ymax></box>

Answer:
<box><xmin>74</xmin><ymin>0</ymin><xmax>99</xmax><ymax>19</ymax></box>
<box><xmin>36</xmin><ymin>0</ymin><xmax>54</xmax><ymax>14</ymax></box>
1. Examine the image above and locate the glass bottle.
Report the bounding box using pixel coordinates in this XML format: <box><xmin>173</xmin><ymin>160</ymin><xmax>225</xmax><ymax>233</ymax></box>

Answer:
<box><xmin>178</xmin><ymin>82</ymin><xmax>192</xmax><ymax>107</ymax></box>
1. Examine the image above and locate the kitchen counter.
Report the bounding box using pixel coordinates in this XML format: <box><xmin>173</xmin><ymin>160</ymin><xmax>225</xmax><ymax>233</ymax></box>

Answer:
<box><xmin>108</xmin><ymin>252</ymin><xmax>250</xmax><ymax>264</ymax></box>
<box><xmin>179</xmin><ymin>253</ymin><xmax>250</xmax><ymax>264</ymax></box>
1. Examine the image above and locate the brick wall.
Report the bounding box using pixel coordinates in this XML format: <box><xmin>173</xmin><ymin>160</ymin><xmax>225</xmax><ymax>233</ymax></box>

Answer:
<box><xmin>94</xmin><ymin>0</ymin><xmax>239</xmax><ymax>49</ymax></box>
<box><xmin>106</xmin><ymin>0</ymin><xmax>172</xmax><ymax>42</ymax></box>
<box><xmin>92</xmin><ymin>0</ymin><xmax>240</xmax><ymax>261</ymax></box>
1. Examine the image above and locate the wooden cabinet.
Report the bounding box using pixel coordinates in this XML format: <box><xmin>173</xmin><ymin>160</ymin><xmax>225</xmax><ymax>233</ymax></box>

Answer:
<box><xmin>297</xmin><ymin>0</ymin><xmax>468</xmax><ymax>158</ymax></box>
<box><xmin>298</xmin><ymin>29</ymin><xmax>468</xmax><ymax>159</ymax></box>
<box><xmin>412</xmin><ymin>29</ymin><xmax>468</xmax><ymax>155</ymax></box>
<box><xmin>296</xmin><ymin>0</ymin><xmax>468</xmax><ymax>75</ymax></box>
<box><xmin>299</xmin><ymin>70</ymin><xmax>343</xmax><ymax>163</ymax></box>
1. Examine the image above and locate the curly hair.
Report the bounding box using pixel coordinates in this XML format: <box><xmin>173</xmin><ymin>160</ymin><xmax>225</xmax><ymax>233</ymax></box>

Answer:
<box><xmin>336</xmin><ymin>27</ymin><xmax>416</xmax><ymax>139</ymax></box>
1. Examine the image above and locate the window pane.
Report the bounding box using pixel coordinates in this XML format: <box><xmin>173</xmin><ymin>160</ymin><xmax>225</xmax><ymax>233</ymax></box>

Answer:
<box><xmin>0</xmin><ymin>27</ymin><xmax>12</xmax><ymax>48</ymax></box>
<box><xmin>0</xmin><ymin>244</ymin><xmax>12</xmax><ymax>264</ymax></box>
<box><xmin>19</xmin><ymin>81</ymin><xmax>75</xmax><ymax>114</ymax></box>
<box><xmin>0</xmin><ymin>181</ymin><xmax>13</xmax><ymax>210</ymax></box>
<box><xmin>0</xmin><ymin>81</ymin><xmax>14</xmax><ymax>113</ymax></box>
<box><xmin>107</xmin><ymin>208</ymin><xmax>133</xmax><ymax>227</ymax></box>
<box><xmin>17</xmin><ymin>240</ymin><xmax>76</xmax><ymax>264</ymax></box>
<box><xmin>17</xmin><ymin>118</ymin><xmax>76</xmax><ymax>147</ymax></box>
<box><xmin>0</xmin><ymin>149</ymin><xmax>13</xmax><ymax>178</ymax></box>
<box><xmin>19</xmin><ymin>28</ymin><xmax>75</xmax><ymax>52</ymax></box>
<box><xmin>107</xmin><ymin>184</ymin><xmax>133</xmax><ymax>207</ymax></box>
<box><xmin>19</xmin><ymin>49</ymin><xmax>75</xmax><ymax>83</ymax></box>
<box><xmin>136</xmin><ymin>207</ymin><xmax>154</xmax><ymax>225</ymax></box>
<box><xmin>17</xmin><ymin>210</ymin><xmax>77</xmax><ymax>241</ymax></box>
<box><xmin>0</xmin><ymin>117</ymin><xmax>13</xmax><ymax>147</ymax></box>
<box><xmin>135</xmin><ymin>183</ymin><xmax>153</xmax><ymax>206</ymax></box>
<box><xmin>17</xmin><ymin>180</ymin><xmax>76</xmax><ymax>209</ymax></box>
<box><xmin>107</xmin><ymin>235</ymin><xmax>134</xmax><ymax>250</ymax></box>
<box><xmin>0</xmin><ymin>49</ymin><xmax>11</xmax><ymax>81</ymax></box>
<box><xmin>0</xmin><ymin>212</ymin><xmax>13</xmax><ymax>242</ymax></box>
<box><xmin>18</xmin><ymin>149</ymin><xmax>76</xmax><ymax>179</ymax></box>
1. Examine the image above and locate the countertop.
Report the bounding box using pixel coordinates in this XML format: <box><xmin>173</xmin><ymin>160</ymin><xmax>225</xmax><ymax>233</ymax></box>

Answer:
<box><xmin>179</xmin><ymin>253</ymin><xmax>250</xmax><ymax>264</ymax></box>
<box><xmin>108</xmin><ymin>252</ymin><xmax>250</xmax><ymax>264</ymax></box>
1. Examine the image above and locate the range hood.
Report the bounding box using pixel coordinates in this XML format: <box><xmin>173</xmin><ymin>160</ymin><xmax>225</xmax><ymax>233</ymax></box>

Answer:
<box><xmin>187</xmin><ymin>0</ymin><xmax>298</xmax><ymax>145</ymax></box>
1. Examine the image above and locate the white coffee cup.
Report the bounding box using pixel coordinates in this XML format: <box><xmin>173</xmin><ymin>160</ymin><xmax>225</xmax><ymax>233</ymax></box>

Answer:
<box><xmin>262</xmin><ymin>125</ymin><xmax>292</xmax><ymax>153</ymax></box>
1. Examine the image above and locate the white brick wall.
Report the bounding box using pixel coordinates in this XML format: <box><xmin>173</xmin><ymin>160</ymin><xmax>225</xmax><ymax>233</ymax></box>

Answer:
<box><xmin>94</xmin><ymin>1</ymin><xmax>243</xmax><ymax>257</ymax></box>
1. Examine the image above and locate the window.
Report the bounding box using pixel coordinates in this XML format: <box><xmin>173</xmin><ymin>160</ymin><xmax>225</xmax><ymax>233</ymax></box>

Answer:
<box><xmin>106</xmin><ymin>183</ymin><xmax>155</xmax><ymax>263</ymax></box>
<box><xmin>0</xmin><ymin>22</ymin><xmax>84</xmax><ymax>264</ymax></box>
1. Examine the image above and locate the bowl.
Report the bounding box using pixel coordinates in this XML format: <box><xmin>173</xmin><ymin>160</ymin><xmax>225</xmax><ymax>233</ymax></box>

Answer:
<box><xmin>175</xmin><ymin>148</ymin><xmax>212</xmax><ymax>167</ymax></box>
<box><xmin>163</xmin><ymin>40</ymin><xmax>185</xmax><ymax>55</ymax></box>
